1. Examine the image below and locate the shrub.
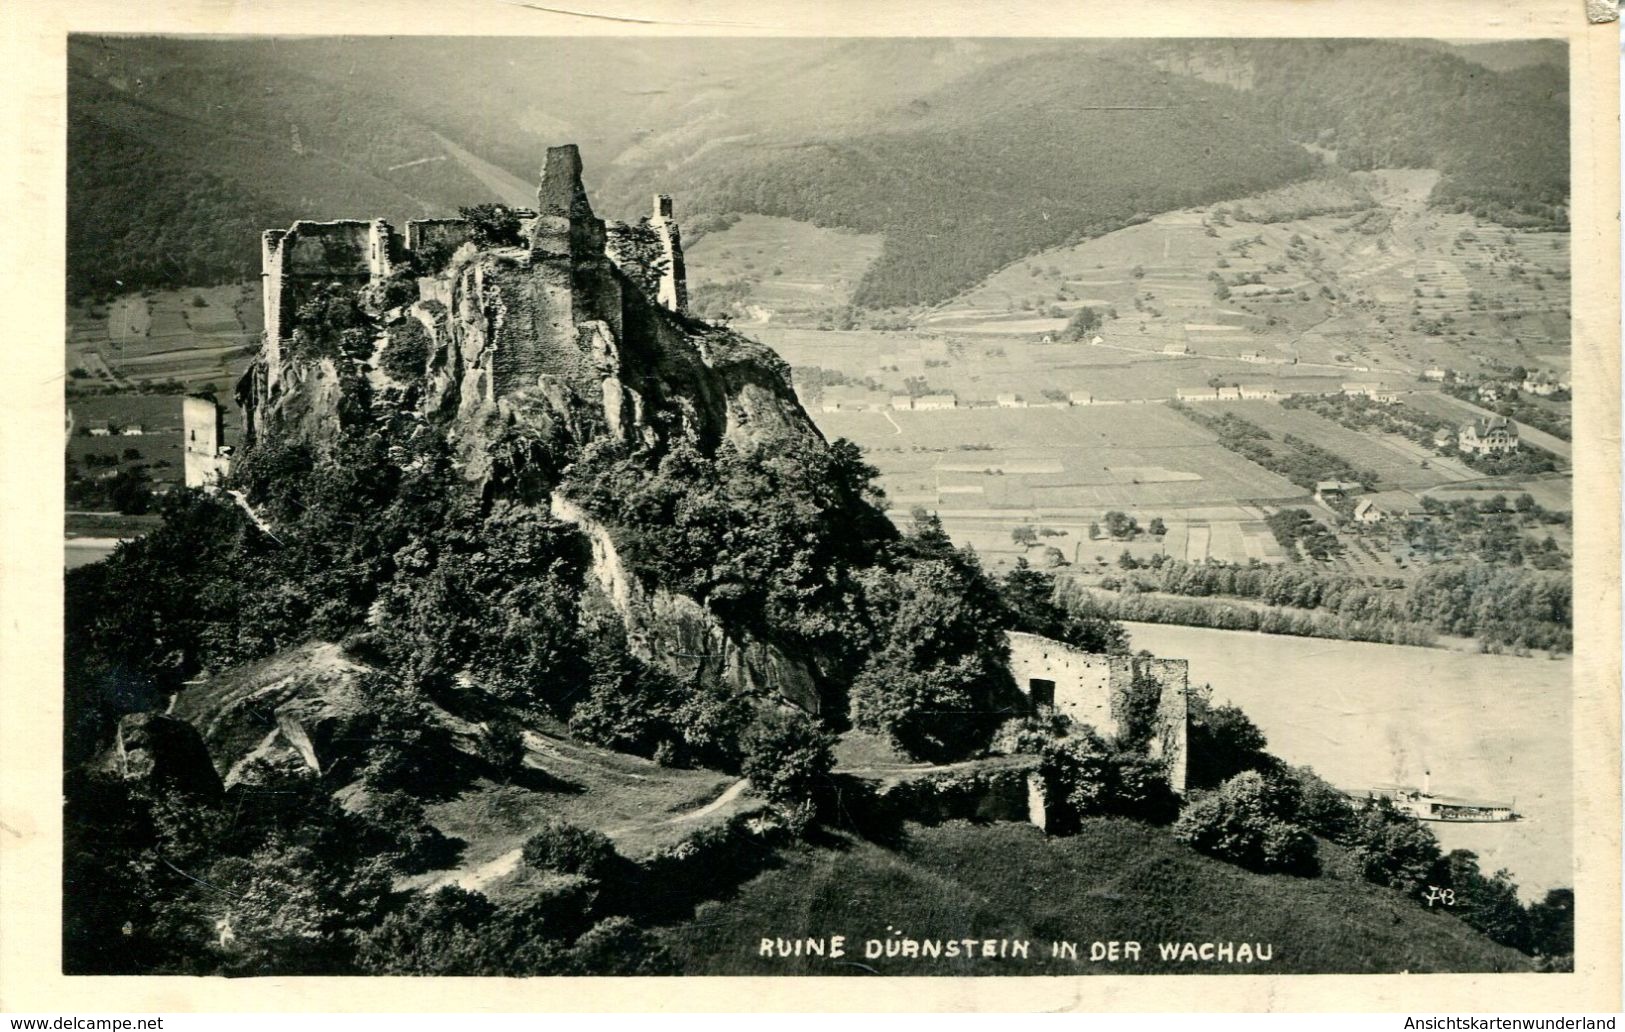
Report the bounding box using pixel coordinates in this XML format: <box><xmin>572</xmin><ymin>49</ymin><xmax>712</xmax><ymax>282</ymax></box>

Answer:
<box><xmin>363</xmin><ymin>790</ymin><xmax>458</xmax><ymax>874</ymax></box>
<box><xmin>1040</xmin><ymin>727</ymin><xmax>1178</xmax><ymax>827</ymax></box>
<box><xmin>460</xmin><ymin>204</ymin><xmax>523</xmax><ymax>248</ymax></box>
<box><xmin>520</xmin><ymin>818</ymin><xmax>619</xmax><ymax>880</ymax></box>
<box><xmin>475</xmin><ymin>719</ymin><xmax>527</xmax><ymax>777</ymax></box>
<box><xmin>1348</xmin><ymin>799</ymin><xmax>1442</xmax><ymax>896</ymax></box>
<box><xmin>739</xmin><ymin>708</ymin><xmax>835</xmax><ymax>812</ymax></box>
<box><xmin>1172</xmin><ymin>771</ymin><xmax>1318</xmax><ymax>875</ymax></box>
<box><xmin>564</xmin><ymin>916</ymin><xmax>677</xmax><ymax>974</ymax></box>
<box><xmin>355</xmin><ymin>886</ymin><xmax>499</xmax><ymax>975</ymax></box>
<box><xmin>990</xmin><ymin>709</ymin><xmax>1072</xmax><ymax>755</ymax></box>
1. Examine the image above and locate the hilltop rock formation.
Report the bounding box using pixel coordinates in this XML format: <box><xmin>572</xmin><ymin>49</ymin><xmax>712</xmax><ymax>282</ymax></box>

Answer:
<box><xmin>234</xmin><ymin>146</ymin><xmax>832</xmax><ymax>710</ymax></box>
<box><xmin>238</xmin><ymin>144</ymin><xmax>817</xmax><ymax>478</ymax></box>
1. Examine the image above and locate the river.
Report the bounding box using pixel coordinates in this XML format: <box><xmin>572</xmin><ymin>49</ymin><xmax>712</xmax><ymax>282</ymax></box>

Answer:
<box><xmin>1123</xmin><ymin>622</ymin><xmax>1572</xmax><ymax>899</ymax></box>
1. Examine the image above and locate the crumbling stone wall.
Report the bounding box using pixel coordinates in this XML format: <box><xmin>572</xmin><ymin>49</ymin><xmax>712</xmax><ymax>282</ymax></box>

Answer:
<box><xmin>182</xmin><ymin>395</ymin><xmax>229</xmax><ymax>489</ymax></box>
<box><xmin>1005</xmin><ymin>630</ymin><xmax>1189</xmax><ymax>792</ymax></box>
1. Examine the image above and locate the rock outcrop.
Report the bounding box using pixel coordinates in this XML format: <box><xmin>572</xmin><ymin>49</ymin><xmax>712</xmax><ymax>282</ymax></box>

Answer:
<box><xmin>106</xmin><ymin>712</ymin><xmax>223</xmax><ymax>798</ymax></box>
<box><xmin>238</xmin><ymin>145</ymin><xmax>819</xmax><ymax>474</ymax></box>
<box><xmin>234</xmin><ymin>146</ymin><xmax>834</xmax><ymax>709</ymax></box>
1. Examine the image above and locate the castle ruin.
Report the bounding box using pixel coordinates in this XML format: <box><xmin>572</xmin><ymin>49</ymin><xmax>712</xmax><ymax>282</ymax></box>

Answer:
<box><xmin>255</xmin><ymin>144</ymin><xmax>689</xmax><ymax>396</ymax></box>
<box><xmin>1006</xmin><ymin>630</ymin><xmax>1190</xmax><ymax>792</ymax></box>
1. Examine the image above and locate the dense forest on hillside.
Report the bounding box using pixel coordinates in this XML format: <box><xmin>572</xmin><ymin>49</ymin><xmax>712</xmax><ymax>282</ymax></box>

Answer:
<box><xmin>65</xmin><ymin>38</ymin><xmax>525</xmax><ymax>299</ymax></box>
<box><xmin>1222</xmin><ymin>40</ymin><xmax>1568</xmax><ymax>227</ymax></box>
<box><xmin>677</xmin><ymin>52</ymin><xmax>1318</xmax><ymax>309</ymax></box>
<box><xmin>66</xmin><ymin>36</ymin><xmax>1568</xmax><ymax>305</ymax></box>
<box><xmin>67</xmin><ymin>113</ymin><xmax>292</xmax><ymax>298</ymax></box>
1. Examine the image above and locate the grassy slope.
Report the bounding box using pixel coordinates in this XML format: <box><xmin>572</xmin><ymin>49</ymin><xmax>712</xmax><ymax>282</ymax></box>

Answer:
<box><xmin>658</xmin><ymin>819</ymin><xmax>1532</xmax><ymax>975</ymax></box>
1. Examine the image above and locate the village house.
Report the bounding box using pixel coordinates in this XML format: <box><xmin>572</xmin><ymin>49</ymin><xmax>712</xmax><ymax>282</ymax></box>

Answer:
<box><xmin>1352</xmin><ymin>498</ymin><xmax>1382</xmax><ymax>524</ymax></box>
<box><xmin>1422</xmin><ymin>366</ymin><xmax>1448</xmax><ymax>382</ymax></box>
<box><xmin>1362</xmin><ymin>490</ymin><xmax>1429</xmax><ymax>521</ymax></box>
<box><xmin>1068</xmin><ymin>390</ymin><xmax>1094</xmax><ymax>406</ymax></box>
<box><xmin>1522</xmin><ymin>371</ymin><xmax>1567</xmax><ymax>397</ymax></box>
<box><xmin>1239</xmin><ymin>384</ymin><xmax>1281</xmax><ymax>400</ymax></box>
<box><xmin>914</xmin><ymin>393</ymin><xmax>957</xmax><ymax>411</ymax></box>
<box><xmin>1215</xmin><ymin>385</ymin><xmax>1242</xmax><ymax>401</ymax></box>
<box><xmin>1431</xmin><ymin>426</ymin><xmax>1455</xmax><ymax>449</ymax></box>
<box><xmin>1314</xmin><ymin>480</ymin><xmax>1362</xmax><ymax>507</ymax></box>
<box><xmin>1175</xmin><ymin>387</ymin><xmax>1216</xmax><ymax>402</ymax></box>
<box><xmin>889</xmin><ymin>394</ymin><xmax>914</xmax><ymax>412</ymax></box>
<box><xmin>1239</xmin><ymin>350</ymin><xmax>1269</xmax><ymax>364</ymax></box>
<box><xmin>1457</xmin><ymin>416</ymin><xmax>1519</xmax><ymax>455</ymax></box>
<box><xmin>996</xmin><ymin>393</ymin><xmax>1027</xmax><ymax>409</ymax></box>
<box><xmin>1163</xmin><ymin>341</ymin><xmax>1191</xmax><ymax>355</ymax></box>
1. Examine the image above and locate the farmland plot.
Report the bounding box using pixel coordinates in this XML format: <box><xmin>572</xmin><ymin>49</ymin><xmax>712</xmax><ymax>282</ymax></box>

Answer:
<box><xmin>1221</xmin><ymin>400</ymin><xmax>1471</xmax><ymax>489</ymax></box>
<box><xmin>813</xmin><ymin>405</ymin><xmax>1305</xmax><ymax>517</ymax></box>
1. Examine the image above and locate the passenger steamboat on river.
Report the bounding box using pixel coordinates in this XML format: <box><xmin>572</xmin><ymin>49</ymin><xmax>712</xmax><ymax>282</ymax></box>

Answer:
<box><xmin>1353</xmin><ymin>771</ymin><xmax>1520</xmax><ymax>823</ymax></box>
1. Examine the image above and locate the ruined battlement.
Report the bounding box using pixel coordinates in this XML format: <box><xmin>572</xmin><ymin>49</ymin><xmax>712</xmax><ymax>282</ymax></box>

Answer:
<box><xmin>1005</xmin><ymin>631</ymin><xmax>1190</xmax><ymax>792</ymax></box>
<box><xmin>259</xmin><ymin>147</ymin><xmax>689</xmax><ymax>377</ymax></box>
<box><xmin>255</xmin><ymin>145</ymin><xmax>691</xmax><ymax>404</ymax></box>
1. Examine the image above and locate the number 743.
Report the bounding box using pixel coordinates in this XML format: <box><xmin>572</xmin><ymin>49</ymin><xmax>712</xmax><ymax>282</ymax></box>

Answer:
<box><xmin>1423</xmin><ymin>886</ymin><xmax>1456</xmax><ymax>906</ymax></box>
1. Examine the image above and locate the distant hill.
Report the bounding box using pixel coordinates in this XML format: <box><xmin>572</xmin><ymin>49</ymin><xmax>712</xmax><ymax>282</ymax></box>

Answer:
<box><xmin>1423</xmin><ymin>39</ymin><xmax>1569</xmax><ymax>73</ymax></box>
<box><xmin>67</xmin><ymin>36</ymin><xmax>1570</xmax><ymax>306</ymax></box>
<box><xmin>665</xmin><ymin>49</ymin><xmax>1319</xmax><ymax>308</ymax></box>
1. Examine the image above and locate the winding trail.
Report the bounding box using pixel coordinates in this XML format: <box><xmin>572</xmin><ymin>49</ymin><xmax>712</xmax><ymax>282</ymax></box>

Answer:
<box><xmin>419</xmin><ymin>776</ymin><xmax>751</xmax><ymax>895</ymax></box>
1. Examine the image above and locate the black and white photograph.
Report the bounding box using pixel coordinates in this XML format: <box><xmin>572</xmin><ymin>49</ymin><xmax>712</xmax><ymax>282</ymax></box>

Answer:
<box><xmin>2</xmin><ymin>0</ymin><xmax>1619</xmax><ymax>1014</ymax></box>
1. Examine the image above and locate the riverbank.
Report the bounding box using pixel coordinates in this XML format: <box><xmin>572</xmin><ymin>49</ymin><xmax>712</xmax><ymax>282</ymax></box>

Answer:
<box><xmin>1123</xmin><ymin>621</ymin><xmax>1572</xmax><ymax>899</ymax></box>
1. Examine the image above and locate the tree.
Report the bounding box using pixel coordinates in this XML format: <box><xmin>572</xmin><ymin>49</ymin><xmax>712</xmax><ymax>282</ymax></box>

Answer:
<box><xmin>1349</xmin><ymin>800</ymin><xmax>1442</xmax><ymax>896</ymax></box>
<box><xmin>1148</xmin><ymin>517</ymin><xmax>1167</xmax><ymax>537</ymax></box>
<box><xmin>1104</xmin><ymin>511</ymin><xmax>1139</xmax><ymax>539</ymax></box>
<box><xmin>1061</xmin><ymin>307</ymin><xmax>1103</xmax><ymax>341</ymax></box>
<box><xmin>1442</xmin><ymin>849</ymin><xmax>1531</xmax><ymax>952</ymax></box>
<box><xmin>1172</xmin><ymin>771</ymin><xmax>1318</xmax><ymax>875</ymax></box>
<box><xmin>850</xmin><ymin>558</ymin><xmax>1017</xmax><ymax>760</ymax></box>
<box><xmin>1185</xmin><ymin>692</ymin><xmax>1272</xmax><ymax>790</ymax></box>
<box><xmin>1010</xmin><ymin>524</ymin><xmax>1039</xmax><ymax>548</ymax></box>
<box><xmin>521</xmin><ymin>818</ymin><xmax>619</xmax><ymax>880</ymax></box>
<box><xmin>739</xmin><ymin>708</ymin><xmax>835</xmax><ymax>818</ymax></box>
<box><xmin>475</xmin><ymin>719</ymin><xmax>527</xmax><ymax>778</ymax></box>
<box><xmin>1286</xmin><ymin>765</ymin><xmax>1358</xmax><ymax>842</ymax></box>
<box><xmin>1088</xmin><ymin>520</ymin><xmax>1102</xmax><ymax>540</ymax></box>
<box><xmin>460</xmin><ymin>204</ymin><xmax>523</xmax><ymax>248</ymax></box>
<box><xmin>1527</xmin><ymin>888</ymin><xmax>1574</xmax><ymax>962</ymax></box>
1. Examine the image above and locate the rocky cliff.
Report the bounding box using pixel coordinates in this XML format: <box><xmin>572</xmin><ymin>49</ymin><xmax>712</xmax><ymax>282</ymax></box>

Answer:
<box><xmin>234</xmin><ymin>145</ymin><xmax>832</xmax><ymax>710</ymax></box>
<box><xmin>239</xmin><ymin>145</ymin><xmax>818</xmax><ymax>476</ymax></box>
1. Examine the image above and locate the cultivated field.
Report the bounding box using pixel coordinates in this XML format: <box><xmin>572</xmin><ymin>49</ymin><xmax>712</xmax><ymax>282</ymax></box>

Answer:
<box><xmin>763</xmin><ymin>326</ymin><xmax>1350</xmax><ymax>407</ymax></box>
<box><xmin>68</xmin><ymin>282</ymin><xmax>262</xmax><ymax>397</ymax></box>
<box><xmin>914</xmin><ymin>169</ymin><xmax>1569</xmax><ymax>383</ymax></box>
<box><xmin>684</xmin><ymin>214</ymin><xmax>883</xmax><ymax>322</ymax></box>
<box><xmin>809</xmin><ymin>404</ymin><xmax>1307</xmax><ymax>570</ymax></box>
<box><xmin>1221</xmin><ymin>399</ymin><xmax>1473</xmax><ymax>490</ymax></box>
